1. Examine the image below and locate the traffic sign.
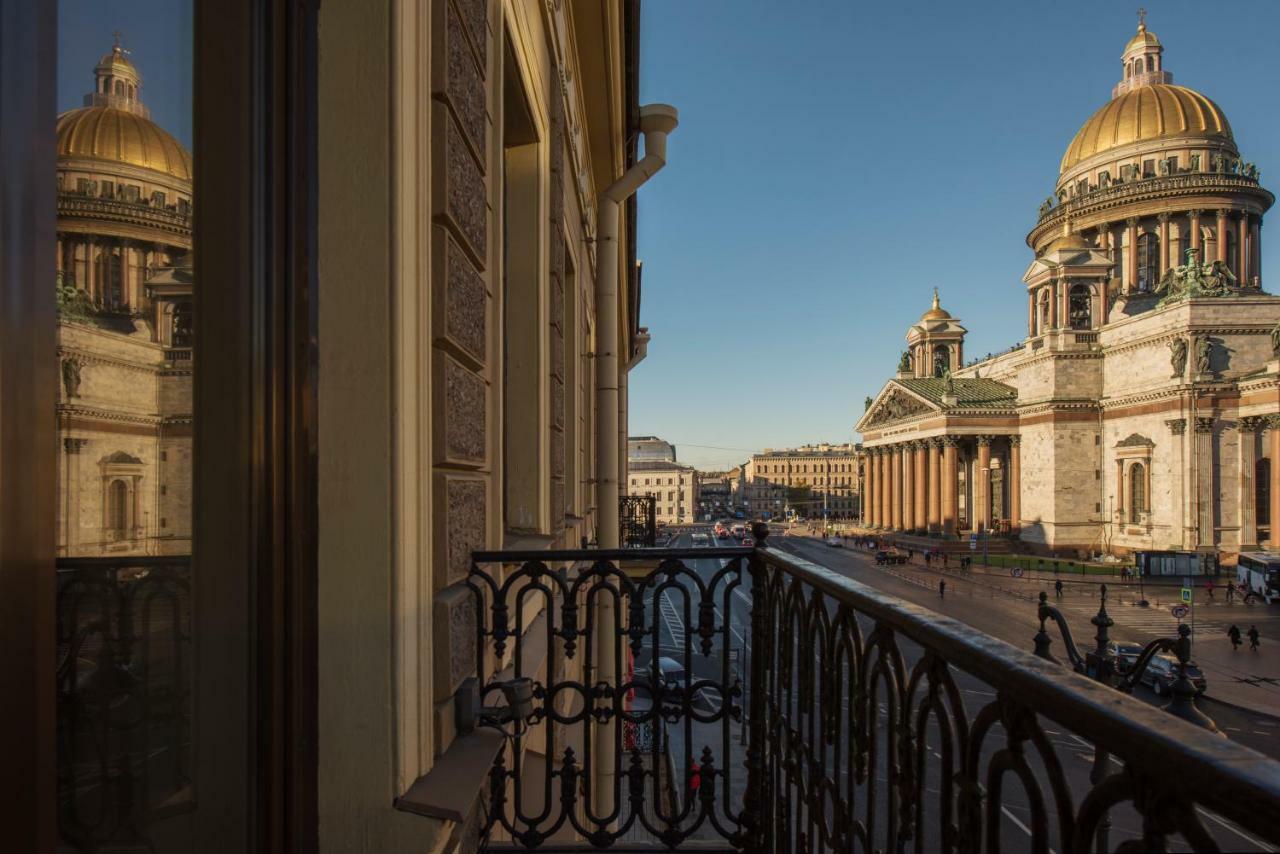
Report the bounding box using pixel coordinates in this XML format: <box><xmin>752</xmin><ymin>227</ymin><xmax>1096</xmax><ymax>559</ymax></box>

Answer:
<box><xmin>1180</xmin><ymin>587</ymin><xmax>1193</xmax><ymax>604</ymax></box>
<box><xmin>969</xmin><ymin>540</ymin><xmax>977</xmax><ymax>550</ymax></box>
<box><xmin>1010</xmin><ymin>567</ymin><xmax>1025</xmax><ymax>578</ymax></box>
<box><xmin>1171</xmin><ymin>604</ymin><xmax>1190</xmax><ymax>619</ymax></box>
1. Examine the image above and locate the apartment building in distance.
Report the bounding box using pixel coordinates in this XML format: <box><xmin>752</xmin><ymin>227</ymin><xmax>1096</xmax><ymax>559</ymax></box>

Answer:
<box><xmin>628</xmin><ymin>459</ymin><xmax>698</xmax><ymax>525</ymax></box>
<box><xmin>745</xmin><ymin>442</ymin><xmax>863</xmax><ymax>519</ymax></box>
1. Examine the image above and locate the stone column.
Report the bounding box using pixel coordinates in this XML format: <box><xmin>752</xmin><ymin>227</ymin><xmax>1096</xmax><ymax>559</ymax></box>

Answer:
<box><xmin>1189</xmin><ymin>210</ymin><xmax>1202</xmax><ymax>253</ymax></box>
<box><xmin>880</xmin><ymin>449</ymin><xmax>891</xmax><ymax>528</ymax></box>
<box><xmin>900</xmin><ymin>444</ymin><xmax>914</xmax><ymax>532</ymax></box>
<box><xmin>1049</xmin><ymin>280</ymin><xmax>1058</xmax><ymax>329</ymax></box>
<box><xmin>1166</xmin><ymin>419</ymin><xmax>1188</xmax><ymax>548</ymax></box>
<box><xmin>976</xmin><ymin>436</ymin><xmax>992</xmax><ymax>533</ymax></box>
<box><xmin>85</xmin><ymin>236</ymin><xmax>97</xmax><ymax>301</ymax></box>
<box><xmin>1027</xmin><ymin>292</ymin><xmax>1035</xmax><ymax>336</ymax></box>
<box><xmin>1252</xmin><ymin>216</ymin><xmax>1262</xmax><ymax>289</ymax></box>
<box><xmin>1195</xmin><ymin>417</ymin><xmax>1215</xmax><ymax>547</ymax></box>
<box><xmin>1239</xmin><ymin>417</ymin><xmax>1262</xmax><ymax>549</ymax></box>
<box><xmin>942</xmin><ymin>438</ymin><xmax>958</xmax><ymax>536</ymax></box>
<box><xmin>1115</xmin><ymin>458</ymin><xmax>1126</xmax><ymax>518</ymax></box>
<box><xmin>927</xmin><ymin>438</ymin><xmax>942</xmax><ymax>534</ymax></box>
<box><xmin>1271</xmin><ymin>417</ymin><xmax>1280</xmax><ymax>546</ymax></box>
<box><xmin>1238</xmin><ymin>213</ymin><xmax>1249</xmax><ymax>281</ymax></box>
<box><xmin>1126</xmin><ymin>217</ymin><xmax>1139</xmax><ymax>291</ymax></box>
<box><xmin>865</xmin><ymin>450</ymin><xmax>876</xmax><ymax>527</ymax></box>
<box><xmin>891</xmin><ymin>445</ymin><xmax>903</xmax><ymax>530</ymax></box>
<box><xmin>1157</xmin><ymin>212</ymin><xmax>1171</xmax><ymax>275</ymax></box>
<box><xmin>1009</xmin><ymin>436</ymin><xmax>1022</xmax><ymax>535</ymax></box>
<box><xmin>1216</xmin><ymin>209</ymin><xmax>1230</xmax><ymax>263</ymax></box>
<box><xmin>913</xmin><ymin>442</ymin><xmax>927</xmax><ymax>531</ymax></box>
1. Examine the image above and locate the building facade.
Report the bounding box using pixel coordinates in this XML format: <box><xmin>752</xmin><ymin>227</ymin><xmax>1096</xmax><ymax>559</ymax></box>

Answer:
<box><xmin>857</xmin><ymin>22</ymin><xmax>1277</xmax><ymax>558</ymax></box>
<box><xmin>696</xmin><ymin>470</ymin><xmax>732</xmax><ymax>518</ymax></box>
<box><xmin>628</xmin><ymin>460</ymin><xmax>698</xmax><ymax>525</ymax></box>
<box><xmin>55</xmin><ymin>43</ymin><xmax>194</xmax><ymax>557</ymax></box>
<box><xmin>744</xmin><ymin>443</ymin><xmax>862</xmax><ymax>519</ymax></box>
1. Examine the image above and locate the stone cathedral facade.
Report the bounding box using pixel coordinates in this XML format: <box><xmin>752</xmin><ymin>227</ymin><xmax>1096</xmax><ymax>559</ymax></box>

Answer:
<box><xmin>857</xmin><ymin>22</ymin><xmax>1278</xmax><ymax>558</ymax></box>
<box><xmin>55</xmin><ymin>43</ymin><xmax>194</xmax><ymax>556</ymax></box>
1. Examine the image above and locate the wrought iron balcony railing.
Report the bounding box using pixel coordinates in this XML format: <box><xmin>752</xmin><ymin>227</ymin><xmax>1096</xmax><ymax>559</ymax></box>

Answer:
<box><xmin>56</xmin><ymin>555</ymin><xmax>193</xmax><ymax>853</ymax></box>
<box><xmin>620</xmin><ymin>494</ymin><xmax>657</xmax><ymax>548</ymax></box>
<box><xmin>470</xmin><ymin>526</ymin><xmax>1280</xmax><ymax>852</ymax></box>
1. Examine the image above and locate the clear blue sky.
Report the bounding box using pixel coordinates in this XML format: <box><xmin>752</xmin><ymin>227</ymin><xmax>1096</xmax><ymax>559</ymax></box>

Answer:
<box><xmin>58</xmin><ymin>0</ymin><xmax>193</xmax><ymax>146</ymax></box>
<box><xmin>633</xmin><ymin>0</ymin><xmax>1280</xmax><ymax>471</ymax></box>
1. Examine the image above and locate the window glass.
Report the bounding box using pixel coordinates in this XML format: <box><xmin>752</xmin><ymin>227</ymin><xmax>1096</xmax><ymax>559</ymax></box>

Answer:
<box><xmin>56</xmin><ymin>3</ymin><xmax>195</xmax><ymax>850</ymax></box>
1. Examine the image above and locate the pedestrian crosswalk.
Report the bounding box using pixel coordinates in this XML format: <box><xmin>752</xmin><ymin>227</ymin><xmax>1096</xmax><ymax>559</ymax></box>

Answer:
<box><xmin>659</xmin><ymin>592</ymin><xmax>686</xmax><ymax>648</ymax></box>
<box><xmin>1057</xmin><ymin>599</ymin><xmax>1241</xmax><ymax>641</ymax></box>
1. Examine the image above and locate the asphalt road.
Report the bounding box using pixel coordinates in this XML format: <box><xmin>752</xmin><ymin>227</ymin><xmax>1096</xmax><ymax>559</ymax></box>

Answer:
<box><xmin>630</xmin><ymin>526</ymin><xmax>1273</xmax><ymax>852</ymax></box>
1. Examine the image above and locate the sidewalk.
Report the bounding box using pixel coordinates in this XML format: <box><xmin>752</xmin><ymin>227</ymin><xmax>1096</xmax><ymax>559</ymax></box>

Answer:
<box><xmin>833</xmin><ymin>535</ymin><xmax>1280</xmax><ymax>718</ymax></box>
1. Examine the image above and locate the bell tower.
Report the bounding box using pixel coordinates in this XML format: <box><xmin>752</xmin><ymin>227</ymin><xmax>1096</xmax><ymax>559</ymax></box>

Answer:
<box><xmin>906</xmin><ymin>288</ymin><xmax>967</xmax><ymax>378</ymax></box>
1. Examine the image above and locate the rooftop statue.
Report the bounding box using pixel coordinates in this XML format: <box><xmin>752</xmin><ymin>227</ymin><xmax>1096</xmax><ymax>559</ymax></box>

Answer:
<box><xmin>942</xmin><ymin>369</ymin><xmax>955</xmax><ymax>396</ymax></box>
<box><xmin>898</xmin><ymin>351</ymin><xmax>911</xmax><ymax>372</ymax></box>
<box><xmin>1154</xmin><ymin>247</ymin><xmax>1238</xmax><ymax>306</ymax></box>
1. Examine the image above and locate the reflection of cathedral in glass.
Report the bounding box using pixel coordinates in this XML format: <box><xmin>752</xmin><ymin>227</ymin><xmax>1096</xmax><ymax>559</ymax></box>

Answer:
<box><xmin>56</xmin><ymin>42</ymin><xmax>193</xmax><ymax>556</ymax></box>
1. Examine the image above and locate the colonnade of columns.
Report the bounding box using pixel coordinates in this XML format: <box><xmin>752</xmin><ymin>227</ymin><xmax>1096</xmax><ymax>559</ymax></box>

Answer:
<box><xmin>863</xmin><ymin>435</ymin><xmax>1021</xmax><ymax>537</ymax></box>
<box><xmin>1095</xmin><ymin>209</ymin><xmax>1262</xmax><ymax>293</ymax></box>
<box><xmin>56</xmin><ymin>235</ymin><xmax>161</xmax><ymax>311</ymax></box>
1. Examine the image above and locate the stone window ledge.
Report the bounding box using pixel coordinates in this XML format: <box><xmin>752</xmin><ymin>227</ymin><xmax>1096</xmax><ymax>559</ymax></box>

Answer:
<box><xmin>394</xmin><ymin>726</ymin><xmax>504</xmax><ymax>823</ymax></box>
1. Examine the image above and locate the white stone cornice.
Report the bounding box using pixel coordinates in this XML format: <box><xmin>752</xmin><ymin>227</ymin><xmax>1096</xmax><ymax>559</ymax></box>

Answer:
<box><xmin>58</xmin><ymin>404</ymin><xmax>162</xmax><ymax>426</ymax></box>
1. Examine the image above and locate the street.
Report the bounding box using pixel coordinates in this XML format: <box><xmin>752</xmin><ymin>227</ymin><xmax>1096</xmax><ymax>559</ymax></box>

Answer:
<box><xmin>631</xmin><ymin>525</ymin><xmax>1274</xmax><ymax>852</ymax></box>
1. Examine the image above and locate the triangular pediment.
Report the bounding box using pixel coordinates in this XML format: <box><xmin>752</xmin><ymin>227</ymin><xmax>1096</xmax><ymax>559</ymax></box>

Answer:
<box><xmin>856</xmin><ymin>382</ymin><xmax>939</xmax><ymax>431</ymax></box>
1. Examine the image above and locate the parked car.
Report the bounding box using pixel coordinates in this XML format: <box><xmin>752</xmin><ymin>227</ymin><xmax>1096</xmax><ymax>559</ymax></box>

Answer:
<box><xmin>1141</xmin><ymin>654</ymin><xmax>1206</xmax><ymax>696</ymax></box>
<box><xmin>691</xmin><ymin>532</ymin><xmax>710</xmax><ymax>547</ymax></box>
<box><xmin>875</xmin><ymin>550</ymin><xmax>907</xmax><ymax>566</ymax></box>
<box><xmin>826</xmin><ymin>536</ymin><xmax>843</xmax><ymax>548</ymax></box>
<box><xmin>741</xmin><ymin>536</ymin><xmax>755</xmax><ymax>547</ymax></box>
<box><xmin>1104</xmin><ymin>640</ymin><xmax>1144</xmax><ymax>675</ymax></box>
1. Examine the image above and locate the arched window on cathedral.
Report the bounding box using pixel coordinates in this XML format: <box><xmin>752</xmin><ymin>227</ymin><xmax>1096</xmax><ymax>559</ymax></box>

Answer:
<box><xmin>1129</xmin><ymin>462</ymin><xmax>1146</xmax><ymax>523</ymax></box>
<box><xmin>1069</xmin><ymin>284</ymin><xmax>1091</xmax><ymax>329</ymax></box>
<box><xmin>932</xmin><ymin>345</ymin><xmax>950</xmax><ymax>378</ymax></box>
<box><xmin>1258</xmin><ymin>458</ymin><xmax>1271</xmax><ymax>536</ymax></box>
<box><xmin>1146</xmin><ymin>55</ymin><xmax>1154</xmax><ymax>72</ymax></box>
<box><xmin>1136</xmin><ymin>232</ymin><xmax>1159</xmax><ymax>292</ymax></box>
<box><xmin>107</xmin><ymin>479</ymin><xmax>129</xmax><ymax>540</ymax></box>
<box><xmin>172</xmin><ymin>300</ymin><xmax>193</xmax><ymax>347</ymax></box>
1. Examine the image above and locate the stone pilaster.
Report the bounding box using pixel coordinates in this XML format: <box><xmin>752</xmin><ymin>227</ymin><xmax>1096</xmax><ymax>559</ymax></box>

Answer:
<box><xmin>1270</xmin><ymin>416</ymin><xmax>1280</xmax><ymax>546</ymax></box>
<box><xmin>1189</xmin><ymin>210</ymin><xmax>1203</xmax><ymax>253</ymax></box>
<box><xmin>1166</xmin><ymin>418</ymin><xmax>1188</xmax><ymax>548</ymax></box>
<box><xmin>1238</xmin><ymin>417</ymin><xmax>1264</xmax><ymax>549</ymax></box>
<box><xmin>1195</xmin><ymin>417</ymin><xmax>1215</xmax><ymax>548</ymax></box>
<box><xmin>1009</xmin><ymin>436</ymin><xmax>1021</xmax><ymax>535</ymax></box>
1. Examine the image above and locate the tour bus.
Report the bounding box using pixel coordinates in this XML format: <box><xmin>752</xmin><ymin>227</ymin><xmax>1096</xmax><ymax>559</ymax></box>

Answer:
<box><xmin>1237</xmin><ymin>552</ymin><xmax>1280</xmax><ymax>604</ymax></box>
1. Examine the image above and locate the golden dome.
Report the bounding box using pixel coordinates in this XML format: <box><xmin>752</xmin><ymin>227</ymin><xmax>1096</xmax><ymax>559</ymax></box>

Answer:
<box><xmin>1124</xmin><ymin>24</ymin><xmax>1161</xmax><ymax>53</ymax></box>
<box><xmin>920</xmin><ymin>287</ymin><xmax>952</xmax><ymax>321</ymax></box>
<box><xmin>1059</xmin><ymin>83</ymin><xmax>1232</xmax><ymax>175</ymax></box>
<box><xmin>56</xmin><ymin>106</ymin><xmax>192</xmax><ymax>182</ymax></box>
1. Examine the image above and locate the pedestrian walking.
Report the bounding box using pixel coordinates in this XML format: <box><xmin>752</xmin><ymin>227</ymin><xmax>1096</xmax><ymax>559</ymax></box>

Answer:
<box><xmin>1226</xmin><ymin>581</ymin><xmax>1236</xmax><ymax>603</ymax></box>
<box><xmin>1248</xmin><ymin>625</ymin><xmax>1261</xmax><ymax>651</ymax></box>
<box><xmin>1205</xmin><ymin>579</ymin><xmax>1215</xmax><ymax>599</ymax></box>
<box><xmin>939</xmin><ymin>579</ymin><xmax>946</xmax><ymax>598</ymax></box>
<box><xmin>689</xmin><ymin>760</ymin><xmax>701</xmax><ymax>797</ymax></box>
<box><xmin>1228</xmin><ymin>624</ymin><xmax>1242</xmax><ymax>650</ymax></box>
<box><xmin>1054</xmin><ymin>579</ymin><xmax>1064</xmax><ymax>599</ymax></box>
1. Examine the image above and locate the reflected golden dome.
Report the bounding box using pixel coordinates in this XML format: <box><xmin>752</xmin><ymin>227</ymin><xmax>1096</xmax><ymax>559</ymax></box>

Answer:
<box><xmin>1060</xmin><ymin>83</ymin><xmax>1233</xmax><ymax>175</ymax></box>
<box><xmin>56</xmin><ymin>106</ymin><xmax>192</xmax><ymax>182</ymax></box>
